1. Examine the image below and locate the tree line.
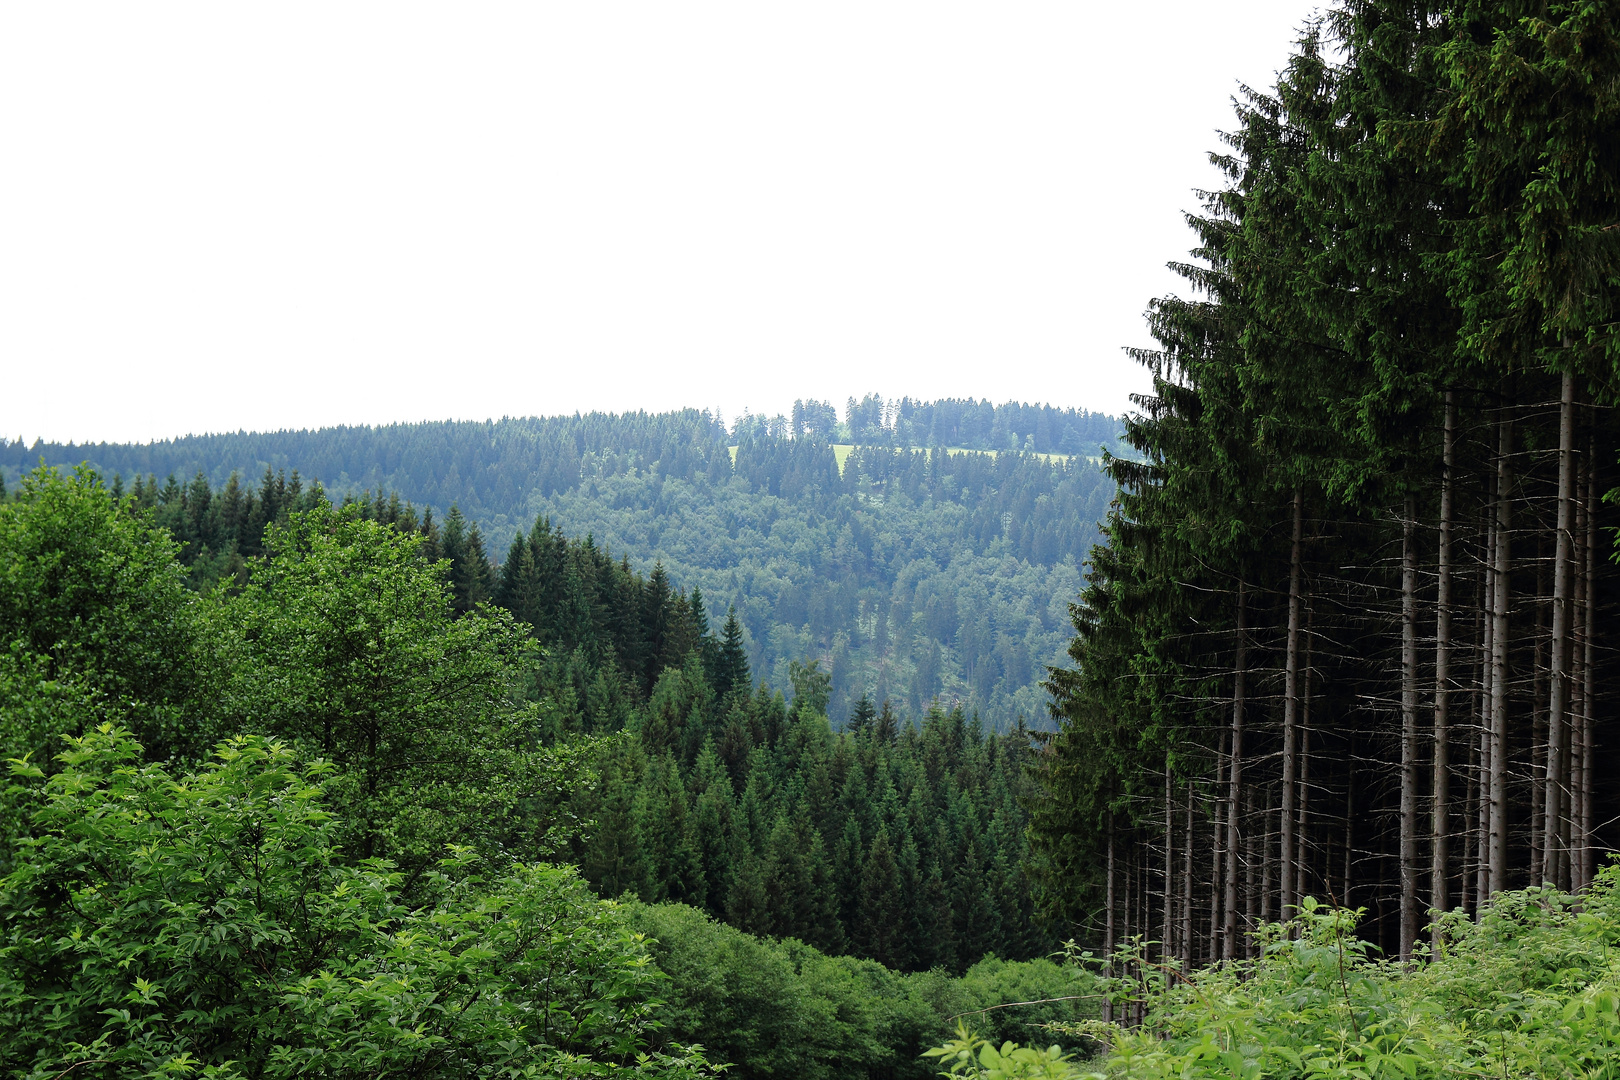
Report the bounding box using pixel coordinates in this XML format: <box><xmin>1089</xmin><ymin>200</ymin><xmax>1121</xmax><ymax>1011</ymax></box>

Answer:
<box><xmin>1031</xmin><ymin>0</ymin><xmax>1620</xmax><ymax>975</ymax></box>
<box><xmin>25</xmin><ymin>411</ymin><xmax>1113</xmax><ymax>727</ymax></box>
<box><xmin>779</xmin><ymin>394</ymin><xmax>1122</xmax><ymax>455</ymax></box>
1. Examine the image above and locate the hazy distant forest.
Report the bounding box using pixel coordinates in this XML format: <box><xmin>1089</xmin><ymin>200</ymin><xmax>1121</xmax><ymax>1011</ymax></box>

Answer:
<box><xmin>2</xmin><ymin>396</ymin><xmax>1120</xmax><ymax>727</ymax></box>
<box><xmin>19</xmin><ymin>0</ymin><xmax>1620</xmax><ymax>1077</ymax></box>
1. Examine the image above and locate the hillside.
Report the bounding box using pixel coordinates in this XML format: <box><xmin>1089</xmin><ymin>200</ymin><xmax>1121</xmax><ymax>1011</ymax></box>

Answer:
<box><xmin>3</xmin><ymin>397</ymin><xmax>1120</xmax><ymax>728</ymax></box>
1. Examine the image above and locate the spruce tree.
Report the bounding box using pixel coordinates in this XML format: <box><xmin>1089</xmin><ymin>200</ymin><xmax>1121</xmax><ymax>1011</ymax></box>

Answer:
<box><xmin>847</xmin><ymin>693</ymin><xmax>876</xmax><ymax>736</ymax></box>
<box><xmin>713</xmin><ymin>607</ymin><xmax>749</xmax><ymax>700</ymax></box>
<box><xmin>854</xmin><ymin>826</ymin><xmax>905</xmax><ymax>968</ymax></box>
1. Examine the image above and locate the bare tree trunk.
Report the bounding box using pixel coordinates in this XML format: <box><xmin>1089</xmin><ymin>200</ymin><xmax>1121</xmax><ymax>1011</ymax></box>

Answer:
<box><xmin>1182</xmin><ymin>782</ymin><xmax>1194</xmax><ymax>966</ymax></box>
<box><xmin>1208</xmin><ymin>773</ymin><xmax>1222</xmax><ymax>963</ymax></box>
<box><xmin>1282</xmin><ymin>488</ymin><xmax>1304</xmax><ymax>920</ymax></box>
<box><xmin>1343</xmin><ymin>754</ymin><xmax>1355</xmax><ymax>908</ymax></box>
<box><xmin>1531</xmin><ymin>541</ymin><xmax>1547</xmax><ymax>882</ymax></box>
<box><xmin>1432</xmin><ymin>391</ymin><xmax>1455</xmax><ymax>941</ymax></box>
<box><xmin>1163</xmin><ymin>768</ymin><xmax>1173</xmax><ymax>961</ymax></box>
<box><xmin>1104</xmin><ymin>812</ymin><xmax>1115</xmax><ymax>1022</ymax></box>
<box><xmin>1580</xmin><ymin>442</ymin><xmax>1598</xmax><ymax>890</ymax></box>
<box><xmin>1569</xmin><ymin>449</ymin><xmax>1587</xmax><ymax>890</ymax></box>
<box><xmin>1261</xmin><ymin>784</ymin><xmax>1275</xmax><ymax>925</ymax></box>
<box><xmin>1475</xmin><ymin>502</ymin><xmax>1496</xmax><ymax>914</ymax></box>
<box><xmin>1244</xmin><ymin>785</ymin><xmax>1258</xmax><ymax>958</ymax></box>
<box><xmin>1401</xmin><ymin>492</ymin><xmax>1420</xmax><ymax>962</ymax></box>
<box><xmin>1544</xmin><ymin>369</ymin><xmax>1576</xmax><ymax>891</ymax></box>
<box><xmin>1488</xmin><ymin>413</ymin><xmax>1513</xmax><ymax>899</ymax></box>
<box><xmin>1298</xmin><ymin>599</ymin><xmax>1314</xmax><ymax>905</ymax></box>
<box><xmin>1124</xmin><ymin>841</ymin><xmax>1133</xmax><ymax>948</ymax></box>
<box><xmin>1464</xmin><ymin>726</ymin><xmax>1479</xmax><ymax>914</ymax></box>
<box><xmin>1224</xmin><ymin>582</ymin><xmax>1247</xmax><ymax>961</ymax></box>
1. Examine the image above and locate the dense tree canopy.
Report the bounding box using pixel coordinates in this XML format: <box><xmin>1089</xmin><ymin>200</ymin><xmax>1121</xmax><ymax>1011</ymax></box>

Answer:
<box><xmin>0</xmin><ymin>401</ymin><xmax>1118</xmax><ymax>729</ymax></box>
<box><xmin>1031</xmin><ymin>0</ymin><xmax>1620</xmax><ymax>977</ymax></box>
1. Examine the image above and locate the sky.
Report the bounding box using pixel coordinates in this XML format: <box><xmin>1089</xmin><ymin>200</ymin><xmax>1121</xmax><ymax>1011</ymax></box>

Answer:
<box><xmin>2</xmin><ymin>2</ymin><xmax>1320</xmax><ymax>446</ymax></box>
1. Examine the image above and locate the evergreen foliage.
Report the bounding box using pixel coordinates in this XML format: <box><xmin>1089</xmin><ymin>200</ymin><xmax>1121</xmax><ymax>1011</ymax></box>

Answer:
<box><xmin>1030</xmin><ymin>0</ymin><xmax>1620</xmax><ymax>974</ymax></box>
<box><xmin>566</xmin><ymin>695</ymin><xmax>1049</xmax><ymax>973</ymax></box>
<box><xmin>0</xmin><ymin>403</ymin><xmax>1117</xmax><ymax>728</ymax></box>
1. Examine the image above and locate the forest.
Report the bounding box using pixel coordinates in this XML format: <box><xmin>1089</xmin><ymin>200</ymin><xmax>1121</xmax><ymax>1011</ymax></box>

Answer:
<box><xmin>1007</xmin><ymin>0</ymin><xmax>1620</xmax><ymax>1074</ymax></box>
<box><xmin>2</xmin><ymin>398</ymin><xmax>1117</xmax><ymax>728</ymax></box>
<box><xmin>0</xmin><ymin>464</ymin><xmax>1092</xmax><ymax>1078</ymax></box>
<box><xmin>17</xmin><ymin>0</ymin><xmax>1620</xmax><ymax>1074</ymax></box>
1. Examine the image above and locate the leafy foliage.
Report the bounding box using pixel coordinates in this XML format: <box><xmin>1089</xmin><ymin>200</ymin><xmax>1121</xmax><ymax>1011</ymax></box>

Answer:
<box><xmin>929</xmin><ymin>866</ymin><xmax>1620</xmax><ymax>1079</ymax></box>
<box><xmin>198</xmin><ymin>502</ymin><xmax>587</xmax><ymax>876</ymax></box>
<box><xmin>627</xmin><ymin>899</ymin><xmax>1097</xmax><ymax>1080</ymax></box>
<box><xmin>0</xmin><ymin>465</ymin><xmax>199</xmax><ymax>762</ymax></box>
<box><xmin>0</xmin><ymin>725</ymin><xmax>716</xmax><ymax>1080</ymax></box>
<box><xmin>925</xmin><ymin>1026</ymin><xmax>1079</xmax><ymax>1080</ymax></box>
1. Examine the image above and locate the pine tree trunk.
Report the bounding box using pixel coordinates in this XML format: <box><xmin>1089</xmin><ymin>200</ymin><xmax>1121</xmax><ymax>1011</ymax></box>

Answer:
<box><xmin>1544</xmin><ymin>368</ymin><xmax>1576</xmax><ymax>890</ymax></box>
<box><xmin>1281</xmin><ymin>488</ymin><xmax>1304</xmax><ymax>919</ymax></box>
<box><xmin>1208</xmin><ymin>772</ymin><xmax>1222</xmax><ymax>963</ymax></box>
<box><xmin>1298</xmin><ymin>599</ymin><xmax>1314</xmax><ymax>906</ymax></box>
<box><xmin>1580</xmin><ymin>443</ymin><xmax>1598</xmax><ymax>890</ymax></box>
<box><xmin>1163</xmin><ymin>768</ymin><xmax>1174</xmax><ymax>962</ymax></box>
<box><xmin>1476</xmin><ymin>498</ymin><xmax>1496</xmax><ymax>914</ymax></box>
<box><xmin>1182</xmin><ymin>782</ymin><xmax>1194</xmax><ymax>966</ymax></box>
<box><xmin>1432</xmin><ymin>391</ymin><xmax>1455</xmax><ymax>941</ymax></box>
<box><xmin>1531</xmin><ymin>541</ymin><xmax>1548</xmax><ymax>882</ymax></box>
<box><xmin>1104</xmin><ymin>812</ymin><xmax>1115</xmax><ymax>1022</ymax></box>
<box><xmin>1488</xmin><ymin>413</ymin><xmax>1513</xmax><ymax>900</ymax></box>
<box><xmin>1262</xmin><ymin>782</ymin><xmax>1274</xmax><ymax>926</ymax></box>
<box><xmin>1124</xmin><ymin>840</ymin><xmax>1133</xmax><ymax>949</ymax></box>
<box><xmin>1224</xmin><ymin>581</ymin><xmax>1247</xmax><ymax>961</ymax></box>
<box><xmin>1568</xmin><ymin>449</ymin><xmax>1587</xmax><ymax>889</ymax></box>
<box><xmin>1464</xmin><ymin>725</ymin><xmax>1479</xmax><ymax>914</ymax></box>
<box><xmin>1244</xmin><ymin>784</ymin><xmax>1258</xmax><ymax>958</ymax></box>
<box><xmin>1400</xmin><ymin>492</ymin><xmax>1420</xmax><ymax>962</ymax></box>
<box><xmin>1343</xmin><ymin>754</ymin><xmax>1355</xmax><ymax>908</ymax></box>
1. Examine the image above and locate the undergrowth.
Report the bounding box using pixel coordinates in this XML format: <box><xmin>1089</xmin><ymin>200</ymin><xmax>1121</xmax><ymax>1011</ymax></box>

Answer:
<box><xmin>929</xmin><ymin>862</ymin><xmax>1620</xmax><ymax>1078</ymax></box>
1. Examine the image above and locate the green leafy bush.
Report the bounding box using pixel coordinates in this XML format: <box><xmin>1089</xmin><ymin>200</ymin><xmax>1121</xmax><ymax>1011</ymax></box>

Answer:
<box><xmin>930</xmin><ymin>872</ymin><xmax>1620</xmax><ymax>1079</ymax></box>
<box><xmin>0</xmin><ymin>465</ymin><xmax>198</xmax><ymax>763</ymax></box>
<box><xmin>626</xmin><ymin>900</ymin><xmax>1097</xmax><ymax>1080</ymax></box>
<box><xmin>0</xmin><ymin>725</ymin><xmax>716</xmax><ymax>1080</ymax></box>
<box><xmin>925</xmin><ymin>1025</ymin><xmax>1079</xmax><ymax>1079</ymax></box>
<box><xmin>198</xmin><ymin>502</ymin><xmax>589</xmax><ymax>875</ymax></box>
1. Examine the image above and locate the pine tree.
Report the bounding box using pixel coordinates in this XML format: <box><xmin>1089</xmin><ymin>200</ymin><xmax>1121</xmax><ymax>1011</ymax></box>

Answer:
<box><xmin>847</xmin><ymin>694</ymin><xmax>876</xmax><ymax>736</ymax></box>
<box><xmin>854</xmin><ymin>826</ymin><xmax>905</xmax><ymax>968</ymax></box>
<box><xmin>643</xmin><ymin>563</ymin><xmax>674</xmax><ymax>691</ymax></box>
<box><xmin>713</xmin><ymin>607</ymin><xmax>749</xmax><ymax>700</ymax></box>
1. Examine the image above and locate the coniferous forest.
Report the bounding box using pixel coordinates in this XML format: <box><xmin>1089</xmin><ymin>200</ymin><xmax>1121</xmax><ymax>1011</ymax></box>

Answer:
<box><xmin>1</xmin><ymin>398</ymin><xmax>1116</xmax><ymax>727</ymax></box>
<box><xmin>1031</xmin><ymin>0</ymin><xmax>1620</xmax><ymax>964</ymax></box>
<box><xmin>19</xmin><ymin>0</ymin><xmax>1620</xmax><ymax>1077</ymax></box>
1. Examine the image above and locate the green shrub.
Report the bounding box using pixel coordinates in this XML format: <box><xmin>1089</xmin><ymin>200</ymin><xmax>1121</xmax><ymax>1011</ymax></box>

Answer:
<box><xmin>0</xmin><ymin>725</ymin><xmax>716</xmax><ymax>1080</ymax></box>
<box><xmin>0</xmin><ymin>465</ymin><xmax>197</xmax><ymax>763</ymax></box>
<box><xmin>626</xmin><ymin>900</ymin><xmax>1097</xmax><ymax>1080</ymax></box>
<box><xmin>929</xmin><ymin>870</ymin><xmax>1620</xmax><ymax>1079</ymax></box>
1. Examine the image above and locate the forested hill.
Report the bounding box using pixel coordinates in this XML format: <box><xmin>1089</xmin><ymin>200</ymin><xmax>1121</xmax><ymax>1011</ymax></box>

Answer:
<box><xmin>0</xmin><ymin>398</ymin><xmax>1120</xmax><ymax>523</ymax></box>
<box><xmin>3</xmin><ymin>397</ymin><xmax>1120</xmax><ymax>728</ymax></box>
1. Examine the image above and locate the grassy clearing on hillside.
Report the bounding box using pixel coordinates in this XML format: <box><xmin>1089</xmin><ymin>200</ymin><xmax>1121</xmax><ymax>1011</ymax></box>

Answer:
<box><xmin>828</xmin><ymin>444</ymin><xmax>1078</xmax><ymax>477</ymax></box>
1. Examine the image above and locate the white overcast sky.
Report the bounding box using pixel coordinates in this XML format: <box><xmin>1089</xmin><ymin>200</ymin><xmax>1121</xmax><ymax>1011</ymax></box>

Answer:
<box><xmin>2</xmin><ymin>2</ymin><xmax>1319</xmax><ymax>446</ymax></box>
